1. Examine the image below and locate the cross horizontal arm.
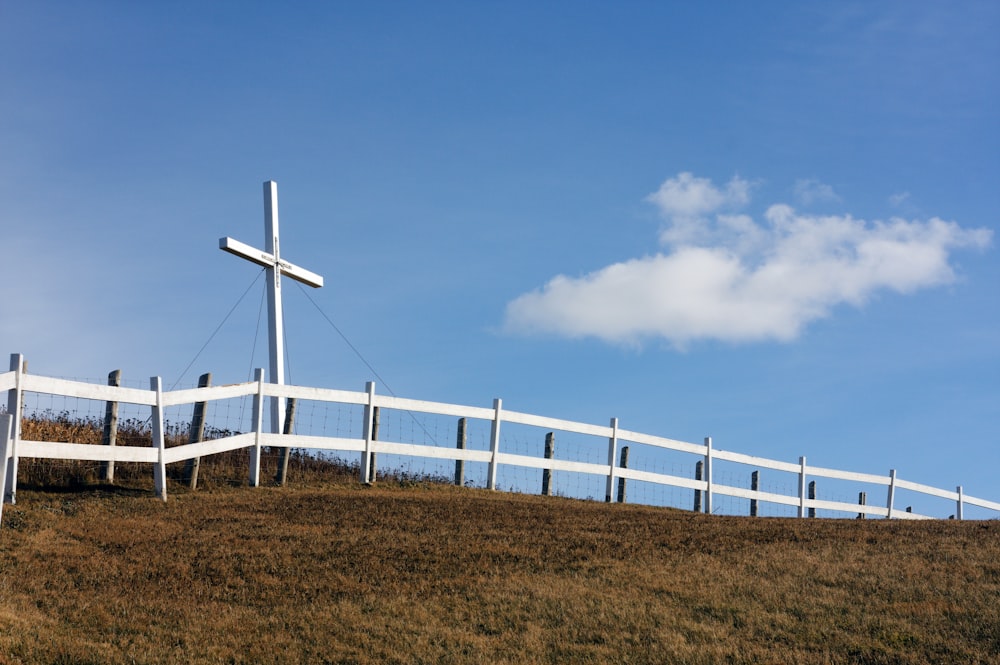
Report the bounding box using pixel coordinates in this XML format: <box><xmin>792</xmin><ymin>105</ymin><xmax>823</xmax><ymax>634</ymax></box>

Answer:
<box><xmin>220</xmin><ymin>236</ymin><xmax>275</xmax><ymax>270</ymax></box>
<box><xmin>219</xmin><ymin>237</ymin><xmax>324</xmax><ymax>288</ymax></box>
<box><xmin>278</xmin><ymin>260</ymin><xmax>324</xmax><ymax>289</ymax></box>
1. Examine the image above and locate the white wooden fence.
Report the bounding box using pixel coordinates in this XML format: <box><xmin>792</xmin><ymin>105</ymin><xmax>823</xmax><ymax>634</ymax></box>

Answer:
<box><xmin>3</xmin><ymin>353</ymin><xmax>999</xmax><ymax>524</ymax></box>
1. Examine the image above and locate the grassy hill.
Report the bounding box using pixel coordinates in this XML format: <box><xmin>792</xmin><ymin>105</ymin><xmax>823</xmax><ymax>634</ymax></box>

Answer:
<box><xmin>1</xmin><ymin>474</ymin><xmax>999</xmax><ymax>664</ymax></box>
<box><xmin>1</xmin><ymin>414</ymin><xmax>998</xmax><ymax>663</ymax></box>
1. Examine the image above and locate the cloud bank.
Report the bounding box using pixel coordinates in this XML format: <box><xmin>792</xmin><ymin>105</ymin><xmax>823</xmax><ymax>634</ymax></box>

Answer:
<box><xmin>504</xmin><ymin>172</ymin><xmax>992</xmax><ymax>346</ymax></box>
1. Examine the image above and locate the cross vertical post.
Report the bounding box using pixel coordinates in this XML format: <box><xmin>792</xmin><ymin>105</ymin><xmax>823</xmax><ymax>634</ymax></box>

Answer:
<box><xmin>264</xmin><ymin>182</ymin><xmax>286</xmax><ymax>434</ymax></box>
<box><xmin>220</xmin><ymin>181</ymin><xmax>324</xmax><ymax>436</ymax></box>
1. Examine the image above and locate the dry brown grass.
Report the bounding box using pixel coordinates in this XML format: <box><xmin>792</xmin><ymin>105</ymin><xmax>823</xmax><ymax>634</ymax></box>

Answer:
<box><xmin>15</xmin><ymin>412</ymin><xmax>359</xmax><ymax>490</ymax></box>
<box><xmin>1</xmin><ymin>416</ymin><xmax>999</xmax><ymax>664</ymax></box>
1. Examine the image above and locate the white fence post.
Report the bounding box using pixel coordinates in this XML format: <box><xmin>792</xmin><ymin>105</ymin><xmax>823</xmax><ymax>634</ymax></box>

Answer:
<box><xmin>487</xmin><ymin>398</ymin><xmax>502</xmax><ymax>491</ymax></box>
<box><xmin>957</xmin><ymin>486</ymin><xmax>964</xmax><ymax>521</ymax></box>
<box><xmin>798</xmin><ymin>456</ymin><xmax>808</xmax><ymax>518</ymax></box>
<box><xmin>150</xmin><ymin>376</ymin><xmax>167</xmax><ymax>502</ymax></box>
<box><xmin>249</xmin><ymin>369</ymin><xmax>265</xmax><ymax>487</ymax></box>
<box><xmin>605</xmin><ymin>418</ymin><xmax>619</xmax><ymax>502</ymax></box>
<box><xmin>0</xmin><ymin>414</ymin><xmax>12</xmax><ymax>525</ymax></box>
<box><xmin>4</xmin><ymin>354</ymin><xmax>24</xmax><ymax>505</ymax></box>
<box><xmin>704</xmin><ymin>437</ymin><xmax>713</xmax><ymax>515</ymax></box>
<box><xmin>886</xmin><ymin>469</ymin><xmax>897</xmax><ymax>520</ymax></box>
<box><xmin>361</xmin><ymin>381</ymin><xmax>376</xmax><ymax>484</ymax></box>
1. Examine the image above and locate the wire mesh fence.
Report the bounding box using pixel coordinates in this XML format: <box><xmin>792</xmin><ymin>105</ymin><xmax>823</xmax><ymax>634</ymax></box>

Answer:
<box><xmin>3</xmin><ymin>368</ymin><xmax>996</xmax><ymax>521</ymax></box>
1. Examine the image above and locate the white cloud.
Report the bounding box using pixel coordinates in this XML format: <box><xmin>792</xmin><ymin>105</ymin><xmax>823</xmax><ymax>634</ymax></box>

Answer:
<box><xmin>504</xmin><ymin>173</ymin><xmax>992</xmax><ymax>347</ymax></box>
<box><xmin>646</xmin><ymin>172</ymin><xmax>752</xmax><ymax>246</ymax></box>
<box><xmin>889</xmin><ymin>191</ymin><xmax>911</xmax><ymax>207</ymax></box>
<box><xmin>794</xmin><ymin>178</ymin><xmax>840</xmax><ymax>206</ymax></box>
<box><xmin>646</xmin><ymin>172</ymin><xmax>751</xmax><ymax>217</ymax></box>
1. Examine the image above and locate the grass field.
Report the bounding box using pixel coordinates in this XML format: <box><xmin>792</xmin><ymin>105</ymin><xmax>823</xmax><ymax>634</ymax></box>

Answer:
<box><xmin>1</xmin><ymin>416</ymin><xmax>999</xmax><ymax>664</ymax></box>
<box><xmin>2</xmin><ymin>475</ymin><xmax>999</xmax><ymax>664</ymax></box>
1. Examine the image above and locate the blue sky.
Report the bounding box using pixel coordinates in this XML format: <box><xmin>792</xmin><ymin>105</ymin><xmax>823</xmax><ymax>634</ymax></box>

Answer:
<box><xmin>2</xmin><ymin>2</ymin><xmax>997</xmax><ymax>508</ymax></box>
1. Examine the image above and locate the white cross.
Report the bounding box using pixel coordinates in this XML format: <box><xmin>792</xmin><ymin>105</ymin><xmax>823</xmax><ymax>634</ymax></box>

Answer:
<box><xmin>219</xmin><ymin>181</ymin><xmax>324</xmax><ymax>434</ymax></box>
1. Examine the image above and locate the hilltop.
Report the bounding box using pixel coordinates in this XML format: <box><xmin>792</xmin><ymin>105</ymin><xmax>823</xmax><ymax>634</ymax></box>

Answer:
<box><xmin>1</xmin><ymin>477</ymin><xmax>998</xmax><ymax>664</ymax></box>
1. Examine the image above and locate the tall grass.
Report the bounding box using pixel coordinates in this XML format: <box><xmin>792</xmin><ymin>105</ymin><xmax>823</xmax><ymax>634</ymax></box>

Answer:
<box><xmin>15</xmin><ymin>412</ymin><xmax>360</xmax><ymax>490</ymax></box>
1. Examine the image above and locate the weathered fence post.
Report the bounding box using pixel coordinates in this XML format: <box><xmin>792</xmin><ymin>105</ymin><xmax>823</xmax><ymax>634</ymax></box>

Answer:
<box><xmin>275</xmin><ymin>397</ymin><xmax>297</xmax><ymax>486</ymax></box>
<box><xmin>367</xmin><ymin>406</ymin><xmax>380</xmax><ymax>484</ymax></box>
<box><xmin>0</xmin><ymin>414</ymin><xmax>13</xmax><ymax>524</ymax></box>
<box><xmin>956</xmin><ymin>486</ymin><xmax>964</xmax><ymax>521</ymax></box>
<box><xmin>361</xmin><ymin>382</ymin><xmax>376</xmax><ymax>484</ymax></box>
<box><xmin>750</xmin><ymin>470</ymin><xmax>760</xmax><ymax>517</ymax></box>
<box><xmin>487</xmin><ymin>399</ymin><xmax>502</xmax><ymax>491</ymax></box>
<box><xmin>886</xmin><ymin>469</ymin><xmax>897</xmax><ymax>520</ymax></box>
<box><xmin>454</xmin><ymin>417</ymin><xmax>466</xmax><ymax>486</ymax></box>
<box><xmin>605</xmin><ymin>419</ymin><xmax>619</xmax><ymax>503</ymax></box>
<box><xmin>542</xmin><ymin>432</ymin><xmax>555</xmax><ymax>496</ymax></box>
<box><xmin>808</xmin><ymin>481</ymin><xmax>816</xmax><ymax>518</ymax></box>
<box><xmin>798</xmin><ymin>456</ymin><xmax>808</xmax><ymax>518</ymax></box>
<box><xmin>703</xmin><ymin>436</ymin><xmax>713</xmax><ymax>514</ymax></box>
<box><xmin>100</xmin><ymin>369</ymin><xmax>122</xmax><ymax>484</ymax></box>
<box><xmin>4</xmin><ymin>354</ymin><xmax>24</xmax><ymax>505</ymax></box>
<box><xmin>150</xmin><ymin>376</ymin><xmax>167</xmax><ymax>502</ymax></box>
<box><xmin>694</xmin><ymin>461</ymin><xmax>703</xmax><ymax>512</ymax></box>
<box><xmin>184</xmin><ymin>372</ymin><xmax>211</xmax><ymax>490</ymax></box>
<box><xmin>617</xmin><ymin>445</ymin><xmax>629</xmax><ymax>503</ymax></box>
<box><xmin>249</xmin><ymin>369</ymin><xmax>265</xmax><ymax>487</ymax></box>
<box><xmin>857</xmin><ymin>491</ymin><xmax>867</xmax><ymax>519</ymax></box>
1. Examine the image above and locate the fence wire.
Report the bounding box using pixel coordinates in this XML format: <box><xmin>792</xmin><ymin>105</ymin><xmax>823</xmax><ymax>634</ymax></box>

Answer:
<box><xmin>3</xmin><ymin>372</ymin><xmax>994</xmax><ymax>520</ymax></box>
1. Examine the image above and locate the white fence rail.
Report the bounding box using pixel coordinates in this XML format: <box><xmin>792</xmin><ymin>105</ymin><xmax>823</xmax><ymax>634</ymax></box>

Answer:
<box><xmin>3</xmin><ymin>353</ymin><xmax>999</xmax><ymax>525</ymax></box>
